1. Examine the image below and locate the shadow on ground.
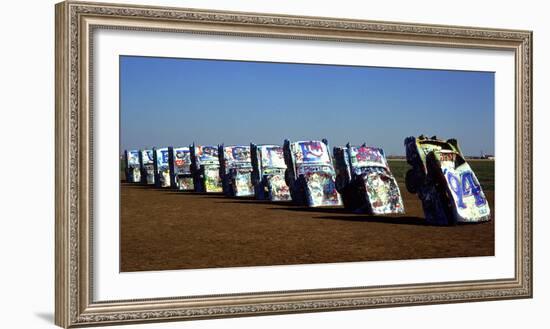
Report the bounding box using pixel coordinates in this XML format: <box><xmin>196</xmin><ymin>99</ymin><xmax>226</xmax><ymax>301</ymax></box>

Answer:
<box><xmin>313</xmin><ymin>214</ymin><xmax>427</xmax><ymax>225</ymax></box>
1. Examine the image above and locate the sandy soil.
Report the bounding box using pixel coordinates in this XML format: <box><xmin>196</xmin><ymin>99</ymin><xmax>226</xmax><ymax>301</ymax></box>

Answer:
<box><xmin>120</xmin><ymin>183</ymin><xmax>494</xmax><ymax>272</ymax></box>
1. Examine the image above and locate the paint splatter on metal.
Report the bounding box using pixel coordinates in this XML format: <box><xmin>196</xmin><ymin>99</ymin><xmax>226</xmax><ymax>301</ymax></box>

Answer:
<box><xmin>404</xmin><ymin>135</ymin><xmax>491</xmax><ymax>225</ymax></box>
<box><xmin>251</xmin><ymin>144</ymin><xmax>291</xmax><ymax>201</ymax></box>
<box><xmin>169</xmin><ymin>146</ymin><xmax>194</xmax><ymax>191</ymax></box>
<box><xmin>190</xmin><ymin>144</ymin><xmax>223</xmax><ymax>193</ymax></box>
<box><xmin>334</xmin><ymin>144</ymin><xmax>404</xmax><ymax>215</ymax></box>
<box><xmin>219</xmin><ymin>145</ymin><xmax>254</xmax><ymax>197</ymax></box>
<box><xmin>284</xmin><ymin>139</ymin><xmax>342</xmax><ymax>207</ymax></box>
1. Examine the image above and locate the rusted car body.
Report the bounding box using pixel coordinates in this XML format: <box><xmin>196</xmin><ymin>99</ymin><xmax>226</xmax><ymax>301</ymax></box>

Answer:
<box><xmin>124</xmin><ymin>150</ymin><xmax>141</xmax><ymax>183</ymax></box>
<box><xmin>283</xmin><ymin>139</ymin><xmax>342</xmax><ymax>207</ymax></box>
<box><xmin>168</xmin><ymin>146</ymin><xmax>194</xmax><ymax>190</ymax></box>
<box><xmin>334</xmin><ymin>144</ymin><xmax>404</xmax><ymax>215</ymax></box>
<box><xmin>139</xmin><ymin>149</ymin><xmax>155</xmax><ymax>185</ymax></box>
<box><xmin>153</xmin><ymin>147</ymin><xmax>171</xmax><ymax>188</ymax></box>
<box><xmin>405</xmin><ymin>135</ymin><xmax>491</xmax><ymax>225</ymax></box>
<box><xmin>190</xmin><ymin>144</ymin><xmax>223</xmax><ymax>193</ymax></box>
<box><xmin>250</xmin><ymin>144</ymin><xmax>291</xmax><ymax>201</ymax></box>
<box><xmin>219</xmin><ymin>145</ymin><xmax>254</xmax><ymax>197</ymax></box>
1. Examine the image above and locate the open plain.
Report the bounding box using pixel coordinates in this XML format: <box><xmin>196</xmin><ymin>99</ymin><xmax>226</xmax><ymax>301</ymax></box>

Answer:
<box><xmin>120</xmin><ymin>160</ymin><xmax>495</xmax><ymax>272</ymax></box>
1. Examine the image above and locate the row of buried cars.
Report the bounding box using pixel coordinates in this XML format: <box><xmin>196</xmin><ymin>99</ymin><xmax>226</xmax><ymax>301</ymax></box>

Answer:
<box><xmin>123</xmin><ymin>136</ymin><xmax>491</xmax><ymax>226</ymax></box>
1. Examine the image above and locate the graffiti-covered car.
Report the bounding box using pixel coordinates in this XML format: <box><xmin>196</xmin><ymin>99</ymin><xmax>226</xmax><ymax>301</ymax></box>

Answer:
<box><xmin>404</xmin><ymin>135</ymin><xmax>491</xmax><ymax>225</ymax></box>
<box><xmin>333</xmin><ymin>144</ymin><xmax>404</xmax><ymax>215</ymax></box>
<box><xmin>190</xmin><ymin>144</ymin><xmax>223</xmax><ymax>193</ymax></box>
<box><xmin>168</xmin><ymin>146</ymin><xmax>194</xmax><ymax>190</ymax></box>
<box><xmin>153</xmin><ymin>147</ymin><xmax>171</xmax><ymax>188</ymax></box>
<box><xmin>124</xmin><ymin>150</ymin><xmax>141</xmax><ymax>183</ymax></box>
<box><xmin>140</xmin><ymin>149</ymin><xmax>155</xmax><ymax>185</ymax></box>
<box><xmin>219</xmin><ymin>145</ymin><xmax>254</xmax><ymax>197</ymax></box>
<box><xmin>283</xmin><ymin>139</ymin><xmax>342</xmax><ymax>207</ymax></box>
<box><xmin>250</xmin><ymin>144</ymin><xmax>291</xmax><ymax>201</ymax></box>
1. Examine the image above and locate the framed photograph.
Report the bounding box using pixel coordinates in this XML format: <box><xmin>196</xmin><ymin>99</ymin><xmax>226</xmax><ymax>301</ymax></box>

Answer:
<box><xmin>55</xmin><ymin>1</ymin><xmax>532</xmax><ymax>327</ymax></box>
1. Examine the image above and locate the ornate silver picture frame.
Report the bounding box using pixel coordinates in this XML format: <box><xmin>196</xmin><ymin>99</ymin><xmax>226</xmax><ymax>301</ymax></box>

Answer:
<box><xmin>55</xmin><ymin>1</ymin><xmax>532</xmax><ymax>327</ymax></box>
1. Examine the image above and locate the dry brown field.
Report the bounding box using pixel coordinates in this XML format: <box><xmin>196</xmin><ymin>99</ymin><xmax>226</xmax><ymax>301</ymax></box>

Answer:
<box><xmin>120</xmin><ymin>178</ymin><xmax>494</xmax><ymax>272</ymax></box>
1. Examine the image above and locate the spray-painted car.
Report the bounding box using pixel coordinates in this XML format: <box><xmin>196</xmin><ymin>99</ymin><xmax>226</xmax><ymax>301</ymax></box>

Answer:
<box><xmin>404</xmin><ymin>135</ymin><xmax>491</xmax><ymax>225</ymax></box>
<box><xmin>283</xmin><ymin>139</ymin><xmax>342</xmax><ymax>207</ymax></box>
<box><xmin>153</xmin><ymin>147</ymin><xmax>171</xmax><ymax>188</ymax></box>
<box><xmin>124</xmin><ymin>150</ymin><xmax>141</xmax><ymax>183</ymax></box>
<box><xmin>190</xmin><ymin>144</ymin><xmax>223</xmax><ymax>193</ymax></box>
<box><xmin>218</xmin><ymin>145</ymin><xmax>254</xmax><ymax>197</ymax></box>
<box><xmin>168</xmin><ymin>146</ymin><xmax>194</xmax><ymax>190</ymax></box>
<box><xmin>251</xmin><ymin>144</ymin><xmax>291</xmax><ymax>201</ymax></box>
<box><xmin>140</xmin><ymin>149</ymin><xmax>155</xmax><ymax>185</ymax></box>
<box><xmin>333</xmin><ymin>144</ymin><xmax>404</xmax><ymax>215</ymax></box>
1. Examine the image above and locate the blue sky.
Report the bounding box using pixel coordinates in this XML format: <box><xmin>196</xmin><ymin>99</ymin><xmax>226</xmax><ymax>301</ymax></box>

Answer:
<box><xmin>120</xmin><ymin>56</ymin><xmax>494</xmax><ymax>156</ymax></box>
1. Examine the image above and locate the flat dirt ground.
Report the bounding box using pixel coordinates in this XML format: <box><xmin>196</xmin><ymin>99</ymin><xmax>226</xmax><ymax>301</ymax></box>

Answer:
<box><xmin>121</xmin><ymin>160</ymin><xmax>494</xmax><ymax>272</ymax></box>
